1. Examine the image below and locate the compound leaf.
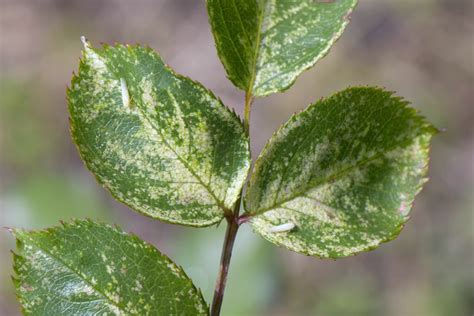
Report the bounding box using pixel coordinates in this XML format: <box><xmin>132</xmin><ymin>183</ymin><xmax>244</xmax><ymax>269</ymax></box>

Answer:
<box><xmin>12</xmin><ymin>219</ymin><xmax>208</xmax><ymax>315</ymax></box>
<box><xmin>68</xmin><ymin>40</ymin><xmax>250</xmax><ymax>227</ymax></box>
<box><xmin>207</xmin><ymin>0</ymin><xmax>357</xmax><ymax>97</ymax></box>
<box><xmin>244</xmin><ymin>87</ymin><xmax>437</xmax><ymax>258</ymax></box>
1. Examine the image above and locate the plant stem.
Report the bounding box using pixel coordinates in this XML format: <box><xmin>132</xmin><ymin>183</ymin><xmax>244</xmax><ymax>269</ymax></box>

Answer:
<box><xmin>211</xmin><ymin>92</ymin><xmax>253</xmax><ymax>315</ymax></box>
<box><xmin>244</xmin><ymin>92</ymin><xmax>253</xmax><ymax>136</ymax></box>
<box><xmin>210</xmin><ymin>203</ymin><xmax>240</xmax><ymax>316</ymax></box>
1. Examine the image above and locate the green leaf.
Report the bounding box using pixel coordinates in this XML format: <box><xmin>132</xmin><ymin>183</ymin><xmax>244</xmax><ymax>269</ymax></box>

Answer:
<box><xmin>68</xmin><ymin>40</ymin><xmax>250</xmax><ymax>227</ymax></box>
<box><xmin>207</xmin><ymin>0</ymin><xmax>357</xmax><ymax>97</ymax></box>
<box><xmin>12</xmin><ymin>219</ymin><xmax>209</xmax><ymax>315</ymax></box>
<box><xmin>244</xmin><ymin>87</ymin><xmax>437</xmax><ymax>258</ymax></box>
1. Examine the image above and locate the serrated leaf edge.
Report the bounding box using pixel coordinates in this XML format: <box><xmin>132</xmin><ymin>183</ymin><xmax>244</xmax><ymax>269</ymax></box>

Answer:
<box><xmin>11</xmin><ymin>218</ymin><xmax>210</xmax><ymax>314</ymax></box>
<box><xmin>243</xmin><ymin>86</ymin><xmax>437</xmax><ymax>258</ymax></box>
<box><xmin>244</xmin><ymin>86</ymin><xmax>438</xmax><ymax>216</ymax></box>
<box><xmin>251</xmin><ymin>138</ymin><xmax>434</xmax><ymax>259</ymax></box>
<box><xmin>207</xmin><ymin>0</ymin><xmax>359</xmax><ymax>97</ymax></box>
<box><xmin>67</xmin><ymin>41</ymin><xmax>251</xmax><ymax>227</ymax></box>
<box><xmin>252</xmin><ymin>0</ymin><xmax>359</xmax><ymax>97</ymax></box>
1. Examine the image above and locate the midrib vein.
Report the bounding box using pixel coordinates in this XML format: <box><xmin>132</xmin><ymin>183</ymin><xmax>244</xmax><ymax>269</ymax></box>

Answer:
<box><xmin>251</xmin><ymin>148</ymin><xmax>401</xmax><ymax>215</ymax></box>
<box><xmin>136</xmin><ymin>100</ymin><xmax>229</xmax><ymax>213</ymax></box>
<box><xmin>86</xmin><ymin>49</ymin><xmax>230</xmax><ymax>214</ymax></box>
<box><xmin>246</xmin><ymin>0</ymin><xmax>272</xmax><ymax>95</ymax></box>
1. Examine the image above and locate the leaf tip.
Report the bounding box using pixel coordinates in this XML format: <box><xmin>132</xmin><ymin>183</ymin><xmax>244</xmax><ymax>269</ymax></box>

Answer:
<box><xmin>80</xmin><ymin>35</ymin><xmax>90</xmax><ymax>49</ymax></box>
<box><xmin>432</xmin><ymin>126</ymin><xmax>445</xmax><ymax>135</ymax></box>
<box><xmin>7</xmin><ymin>227</ymin><xmax>26</xmax><ymax>240</ymax></box>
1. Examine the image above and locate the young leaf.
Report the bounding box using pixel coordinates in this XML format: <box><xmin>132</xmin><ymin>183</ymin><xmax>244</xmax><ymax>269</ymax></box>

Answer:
<box><xmin>244</xmin><ymin>87</ymin><xmax>437</xmax><ymax>258</ymax></box>
<box><xmin>68</xmin><ymin>40</ymin><xmax>250</xmax><ymax>227</ymax></box>
<box><xmin>12</xmin><ymin>219</ymin><xmax>209</xmax><ymax>315</ymax></box>
<box><xmin>207</xmin><ymin>0</ymin><xmax>357</xmax><ymax>97</ymax></box>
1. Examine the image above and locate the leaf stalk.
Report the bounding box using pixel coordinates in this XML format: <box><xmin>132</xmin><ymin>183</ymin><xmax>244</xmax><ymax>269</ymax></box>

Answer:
<box><xmin>244</xmin><ymin>92</ymin><xmax>253</xmax><ymax>136</ymax></box>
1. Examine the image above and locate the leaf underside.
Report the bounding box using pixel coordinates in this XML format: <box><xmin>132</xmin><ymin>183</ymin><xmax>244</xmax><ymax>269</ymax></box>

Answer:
<box><xmin>244</xmin><ymin>87</ymin><xmax>437</xmax><ymax>258</ymax></box>
<box><xmin>12</xmin><ymin>219</ymin><xmax>208</xmax><ymax>315</ymax></box>
<box><xmin>68</xmin><ymin>42</ymin><xmax>250</xmax><ymax>227</ymax></box>
<box><xmin>207</xmin><ymin>0</ymin><xmax>358</xmax><ymax>97</ymax></box>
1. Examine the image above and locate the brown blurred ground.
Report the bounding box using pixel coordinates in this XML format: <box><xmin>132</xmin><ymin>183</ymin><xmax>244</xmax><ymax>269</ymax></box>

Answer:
<box><xmin>0</xmin><ymin>1</ymin><xmax>473</xmax><ymax>315</ymax></box>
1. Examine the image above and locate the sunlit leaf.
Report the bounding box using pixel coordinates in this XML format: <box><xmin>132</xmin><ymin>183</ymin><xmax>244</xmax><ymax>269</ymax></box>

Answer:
<box><xmin>68</xmin><ymin>41</ymin><xmax>250</xmax><ymax>227</ymax></box>
<box><xmin>207</xmin><ymin>0</ymin><xmax>357</xmax><ymax>97</ymax></box>
<box><xmin>12</xmin><ymin>219</ymin><xmax>209</xmax><ymax>315</ymax></box>
<box><xmin>244</xmin><ymin>87</ymin><xmax>437</xmax><ymax>258</ymax></box>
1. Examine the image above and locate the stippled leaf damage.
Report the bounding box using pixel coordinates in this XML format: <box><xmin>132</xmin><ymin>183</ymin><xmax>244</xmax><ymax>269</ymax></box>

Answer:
<box><xmin>244</xmin><ymin>87</ymin><xmax>437</xmax><ymax>258</ymax></box>
<box><xmin>207</xmin><ymin>0</ymin><xmax>357</xmax><ymax>97</ymax></box>
<box><xmin>68</xmin><ymin>41</ymin><xmax>250</xmax><ymax>227</ymax></box>
<box><xmin>12</xmin><ymin>219</ymin><xmax>208</xmax><ymax>315</ymax></box>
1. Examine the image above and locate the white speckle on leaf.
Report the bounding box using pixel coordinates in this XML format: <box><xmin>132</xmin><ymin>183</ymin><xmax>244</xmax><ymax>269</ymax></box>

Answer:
<box><xmin>268</xmin><ymin>222</ymin><xmax>295</xmax><ymax>233</ymax></box>
<box><xmin>246</xmin><ymin>87</ymin><xmax>435</xmax><ymax>258</ymax></box>
<box><xmin>70</xmin><ymin>43</ymin><xmax>250</xmax><ymax>226</ymax></box>
<box><xmin>120</xmin><ymin>78</ymin><xmax>130</xmax><ymax>109</ymax></box>
<box><xmin>14</xmin><ymin>220</ymin><xmax>209</xmax><ymax>314</ymax></box>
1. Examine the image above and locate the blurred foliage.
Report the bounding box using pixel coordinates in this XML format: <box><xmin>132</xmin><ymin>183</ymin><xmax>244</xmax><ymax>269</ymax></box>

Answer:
<box><xmin>1</xmin><ymin>0</ymin><xmax>472</xmax><ymax>315</ymax></box>
<box><xmin>3</xmin><ymin>173</ymin><xmax>110</xmax><ymax>229</ymax></box>
<box><xmin>1</xmin><ymin>81</ymin><xmax>56</xmax><ymax>172</ymax></box>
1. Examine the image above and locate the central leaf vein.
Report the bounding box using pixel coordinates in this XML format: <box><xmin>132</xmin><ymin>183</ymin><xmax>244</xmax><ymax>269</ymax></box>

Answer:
<box><xmin>252</xmin><ymin>147</ymin><xmax>402</xmax><ymax>215</ymax></box>
<box><xmin>132</xmin><ymin>81</ymin><xmax>231</xmax><ymax>214</ymax></box>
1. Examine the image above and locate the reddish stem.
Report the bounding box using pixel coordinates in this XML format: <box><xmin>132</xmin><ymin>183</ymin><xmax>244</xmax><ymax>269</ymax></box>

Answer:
<box><xmin>210</xmin><ymin>213</ymin><xmax>239</xmax><ymax>316</ymax></box>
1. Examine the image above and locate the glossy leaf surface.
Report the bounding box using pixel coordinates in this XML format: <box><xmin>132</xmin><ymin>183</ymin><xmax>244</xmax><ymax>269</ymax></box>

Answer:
<box><xmin>68</xmin><ymin>41</ymin><xmax>250</xmax><ymax>227</ymax></box>
<box><xmin>12</xmin><ymin>220</ymin><xmax>209</xmax><ymax>315</ymax></box>
<box><xmin>245</xmin><ymin>87</ymin><xmax>437</xmax><ymax>258</ymax></box>
<box><xmin>207</xmin><ymin>0</ymin><xmax>357</xmax><ymax>96</ymax></box>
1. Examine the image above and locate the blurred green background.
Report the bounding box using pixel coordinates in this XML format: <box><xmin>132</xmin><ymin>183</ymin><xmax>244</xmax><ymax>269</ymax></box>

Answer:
<box><xmin>1</xmin><ymin>1</ymin><xmax>473</xmax><ymax>315</ymax></box>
